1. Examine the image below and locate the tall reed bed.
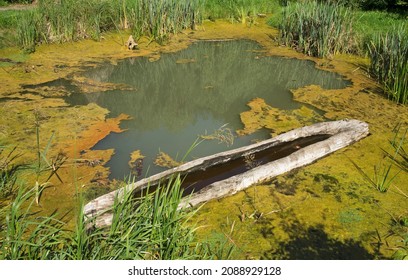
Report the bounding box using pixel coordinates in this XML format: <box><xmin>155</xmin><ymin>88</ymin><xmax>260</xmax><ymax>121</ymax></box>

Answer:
<box><xmin>16</xmin><ymin>9</ymin><xmax>39</xmax><ymax>53</ymax></box>
<box><xmin>16</xmin><ymin>0</ymin><xmax>202</xmax><ymax>51</ymax></box>
<box><xmin>0</xmin><ymin>175</ymin><xmax>233</xmax><ymax>259</ymax></box>
<box><xmin>279</xmin><ymin>1</ymin><xmax>355</xmax><ymax>58</ymax></box>
<box><xmin>368</xmin><ymin>25</ymin><xmax>408</xmax><ymax>104</ymax></box>
<box><xmin>128</xmin><ymin>0</ymin><xmax>202</xmax><ymax>42</ymax></box>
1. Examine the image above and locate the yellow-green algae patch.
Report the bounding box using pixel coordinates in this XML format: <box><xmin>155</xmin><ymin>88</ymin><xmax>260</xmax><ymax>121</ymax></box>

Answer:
<box><xmin>154</xmin><ymin>152</ymin><xmax>184</xmax><ymax>169</ymax></box>
<box><xmin>128</xmin><ymin>150</ymin><xmax>145</xmax><ymax>177</ymax></box>
<box><xmin>70</xmin><ymin>75</ymin><xmax>135</xmax><ymax>94</ymax></box>
<box><xmin>1</xmin><ymin>18</ymin><xmax>407</xmax><ymax>259</ymax></box>
<box><xmin>0</xmin><ymin>96</ymin><xmax>129</xmax><ymax>217</ymax></box>
<box><xmin>237</xmin><ymin>98</ymin><xmax>324</xmax><ymax>136</ymax></box>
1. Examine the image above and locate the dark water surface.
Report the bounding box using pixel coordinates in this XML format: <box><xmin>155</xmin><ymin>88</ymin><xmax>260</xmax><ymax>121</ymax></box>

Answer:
<box><xmin>65</xmin><ymin>40</ymin><xmax>350</xmax><ymax>179</ymax></box>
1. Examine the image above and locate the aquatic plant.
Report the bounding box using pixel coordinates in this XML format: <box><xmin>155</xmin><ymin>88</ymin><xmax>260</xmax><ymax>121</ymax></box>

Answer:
<box><xmin>279</xmin><ymin>0</ymin><xmax>356</xmax><ymax>58</ymax></box>
<box><xmin>0</xmin><ymin>186</ymin><xmax>65</xmax><ymax>259</ymax></box>
<box><xmin>387</xmin><ymin>124</ymin><xmax>408</xmax><ymax>174</ymax></box>
<box><xmin>15</xmin><ymin>0</ymin><xmax>203</xmax><ymax>49</ymax></box>
<box><xmin>197</xmin><ymin>230</ymin><xmax>236</xmax><ymax>260</ymax></box>
<box><xmin>351</xmin><ymin>155</ymin><xmax>399</xmax><ymax>193</ymax></box>
<box><xmin>16</xmin><ymin>9</ymin><xmax>39</xmax><ymax>52</ymax></box>
<box><xmin>200</xmin><ymin>124</ymin><xmax>235</xmax><ymax>147</ymax></box>
<box><xmin>31</xmin><ymin>110</ymin><xmax>66</xmax><ymax>206</ymax></box>
<box><xmin>0</xmin><ymin>145</ymin><xmax>21</xmax><ymax>198</ymax></box>
<box><xmin>372</xmin><ymin>159</ymin><xmax>399</xmax><ymax>193</ymax></box>
<box><xmin>0</xmin><ymin>174</ymin><xmax>233</xmax><ymax>259</ymax></box>
<box><xmin>368</xmin><ymin>24</ymin><xmax>408</xmax><ymax>104</ymax></box>
<box><xmin>127</xmin><ymin>0</ymin><xmax>203</xmax><ymax>43</ymax></box>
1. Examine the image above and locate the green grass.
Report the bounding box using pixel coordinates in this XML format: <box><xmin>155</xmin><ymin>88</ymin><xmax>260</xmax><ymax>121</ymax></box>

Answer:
<box><xmin>353</xmin><ymin>10</ymin><xmax>408</xmax><ymax>54</ymax></box>
<box><xmin>0</xmin><ymin>9</ymin><xmax>31</xmax><ymax>48</ymax></box>
<box><xmin>0</xmin><ymin>10</ymin><xmax>22</xmax><ymax>29</ymax></box>
<box><xmin>203</xmin><ymin>0</ymin><xmax>280</xmax><ymax>23</ymax></box>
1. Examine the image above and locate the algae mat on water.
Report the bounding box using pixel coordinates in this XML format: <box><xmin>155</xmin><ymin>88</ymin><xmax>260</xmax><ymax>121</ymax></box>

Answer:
<box><xmin>0</xmin><ymin>19</ymin><xmax>407</xmax><ymax>259</ymax></box>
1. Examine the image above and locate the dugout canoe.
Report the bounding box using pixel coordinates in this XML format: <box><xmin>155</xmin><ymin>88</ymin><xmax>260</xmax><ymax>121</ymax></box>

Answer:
<box><xmin>84</xmin><ymin>119</ymin><xmax>369</xmax><ymax>228</ymax></box>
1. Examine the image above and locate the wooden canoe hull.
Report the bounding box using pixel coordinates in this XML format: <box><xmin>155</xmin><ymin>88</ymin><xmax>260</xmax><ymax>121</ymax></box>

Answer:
<box><xmin>84</xmin><ymin>119</ymin><xmax>369</xmax><ymax>227</ymax></box>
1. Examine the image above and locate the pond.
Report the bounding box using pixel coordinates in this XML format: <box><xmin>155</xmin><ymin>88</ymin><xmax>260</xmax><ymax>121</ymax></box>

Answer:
<box><xmin>1</xmin><ymin>20</ymin><xmax>407</xmax><ymax>260</ymax></box>
<box><xmin>64</xmin><ymin>40</ymin><xmax>350</xmax><ymax>180</ymax></box>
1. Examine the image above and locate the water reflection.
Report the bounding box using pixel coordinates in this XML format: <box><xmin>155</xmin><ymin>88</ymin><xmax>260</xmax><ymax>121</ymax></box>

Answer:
<box><xmin>65</xmin><ymin>40</ymin><xmax>350</xmax><ymax>179</ymax></box>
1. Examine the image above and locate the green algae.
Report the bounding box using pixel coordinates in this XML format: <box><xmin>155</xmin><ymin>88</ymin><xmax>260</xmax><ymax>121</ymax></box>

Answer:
<box><xmin>154</xmin><ymin>151</ymin><xmax>184</xmax><ymax>169</ymax></box>
<box><xmin>237</xmin><ymin>98</ymin><xmax>325</xmax><ymax>136</ymax></box>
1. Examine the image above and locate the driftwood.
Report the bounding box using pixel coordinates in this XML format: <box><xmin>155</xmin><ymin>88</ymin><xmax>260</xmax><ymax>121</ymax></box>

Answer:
<box><xmin>84</xmin><ymin>119</ymin><xmax>369</xmax><ymax>228</ymax></box>
<box><xmin>125</xmin><ymin>35</ymin><xmax>138</xmax><ymax>50</ymax></box>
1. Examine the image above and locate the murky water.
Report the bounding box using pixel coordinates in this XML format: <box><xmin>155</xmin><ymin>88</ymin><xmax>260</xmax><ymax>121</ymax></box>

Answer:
<box><xmin>65</xmin><ymin>40</ymin><xmax>350</xmax><ymax>179</ymax></box>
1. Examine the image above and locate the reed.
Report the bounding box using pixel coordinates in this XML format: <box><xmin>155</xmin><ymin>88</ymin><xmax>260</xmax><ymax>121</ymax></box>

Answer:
<box><xmin>16</xmin><ymin>9</ymin><xmax>39</xmax><ymax>52</ymax></box>
<box><xmin>37</xmin><ymin>0</ymin><xmax>116</xmax><ymax>43</ymax></box>
<box><xmin>387</xmin><ymin>124</ymin><xmax>408</xmax><ymax>173</ymax></box>
<box><xmin>0</xmin><ymin>187</ymin><xmax>66</xmax><ymax>259</ymax></box>
<box><xmin>127</xmin><ymin>0</ymin><xmax>202</xmax><ymax>43</ymax></box>
<box><xmin>15</xmin><ymin>0</ymin><xmax>202</xmax><ymax>48</ymax></box>
<box><xmin>368</xmin><ymin>25</ymin><xmax>408</xmax><ymax>104</ymax></box>
<box><xmin>372</xmin><ymin>159</ymin><xmax>399</xmax><ymax>193</ymax></box>
<box><xmin>0</xmin><ymin>174</ymin><xmax>231</xmax><ymax>259</ymax></box>
<box><xmin>0</xmin><ymin>145</ymin><xmax>21</xmax><ymax>198</ymax></box>
<box><xmin>279</xmin><ymin>0</ymin><xmax>355</xmax><ymax>58</ymax></box>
